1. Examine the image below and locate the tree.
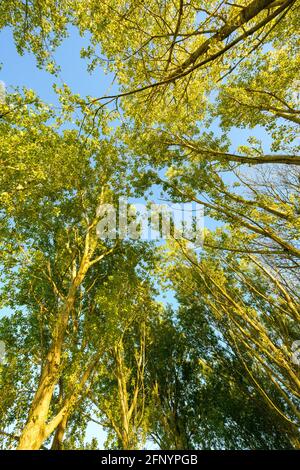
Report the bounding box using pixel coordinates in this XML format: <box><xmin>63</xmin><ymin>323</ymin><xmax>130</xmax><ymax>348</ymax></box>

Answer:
<box><xmin>163</xmin><ymin>237</ymin><xmax>300</xmax><ymax>447</ymax></box>
<box><xmin>0</xmin><ymin>0</ymin><xmax>299</xmax><ymax>451</ymax></box>
<box><xmin>0</xmin><ymin>88</ymin><xmax>148</xmax><ymax>449</ymax></box>
<box><xmin>88</xmin><ymin>269</ymin><xmax>159</xmax><ymax>450</ymax></box>
<box><xmin>147</xmin><ymin>308</ymin><xmax>295</xmax><ymax>449</ymax></box>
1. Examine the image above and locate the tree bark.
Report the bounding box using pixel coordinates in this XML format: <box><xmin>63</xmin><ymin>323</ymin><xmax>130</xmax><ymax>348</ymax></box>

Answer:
<box><xmin>17</xmin><ymin>259</ymin><xmax>89</xmax><ymax>449</ymax></box>
<box><xmin>169</xmin><ymin>0</ymin><xmax>282</xmax><ymax>77</ymax></box>
<box><xmin>51</xmin><ymin>413</ymin><xmax>68</xmax><ymax>450</ymax></box>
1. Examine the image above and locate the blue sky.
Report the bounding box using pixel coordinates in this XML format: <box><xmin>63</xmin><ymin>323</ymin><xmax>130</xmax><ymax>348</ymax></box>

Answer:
<box><xmin>0</xmin><ymin>26</ymin><xmax>116</xmax><ymax>104</ymax></box>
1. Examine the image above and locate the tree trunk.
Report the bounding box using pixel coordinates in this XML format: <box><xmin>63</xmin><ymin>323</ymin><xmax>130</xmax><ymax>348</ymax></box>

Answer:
<box><xmin>17</xmin><ymin>346</ymin><xmax>62</xmax><ymax>449</ymax></box>
<box><xmin>51</xmin><ymin>413</ymin><xmax>68</xmax><ymax>450</ymax></box>
<box><xmin>17</xmin><ymin>285</ymin><xmax>78</xmax><ymax>449</ymax></box>
<box><xmin>17</xmin><ymin>233</ymin><xmax>110</xmax><ymax>449</ymax></box>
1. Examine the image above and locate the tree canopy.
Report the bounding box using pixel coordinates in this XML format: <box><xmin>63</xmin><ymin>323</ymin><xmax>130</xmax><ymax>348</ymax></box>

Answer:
<box><xmin>0</xmin><ymin>0</ymin><xmax>299</xmax><ymax>450</ymax></box>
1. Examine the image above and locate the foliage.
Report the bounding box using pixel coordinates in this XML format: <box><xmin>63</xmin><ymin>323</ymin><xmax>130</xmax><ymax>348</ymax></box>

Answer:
<box><xmin>0</xmin><ymin>0</ymin><xmax>299</xmax><ymax>450</ymax></box>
